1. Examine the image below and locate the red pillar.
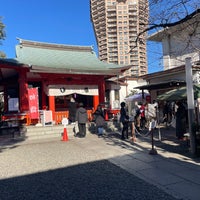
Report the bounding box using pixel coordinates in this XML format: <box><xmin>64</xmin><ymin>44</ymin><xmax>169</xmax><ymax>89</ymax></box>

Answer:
<box><xmin>98</xmin><ymin>79</ymin><xmax>105</xmax><ymax>104</ymax></box>
<box><xmin>42</xmin><ymin>81</ymin><xmax>47</xmax><ymax>109</ymax></box>
<box><xmin>3</xmin><ymin>86</ymin><xmax>8</xmax><ymax>112</ymax></box>
<box><xmin>49</xmin><ymin>96</ymin><xmax>55</xmax><ymax>121</ymax></box>
<box><xmin>93</xmin><ymin>95</ymin><xmax>99</xmax><ymax>111</ymax></box>
<box><xmin>18</xmin><ymin>70</ymin><xmax>29</xmax><ymax>112</ymax></box>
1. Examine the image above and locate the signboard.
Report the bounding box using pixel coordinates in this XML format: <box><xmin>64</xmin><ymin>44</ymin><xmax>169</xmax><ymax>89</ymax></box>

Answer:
<box><xmin>40</xmin><ymin>110</ymin><xmax>53</xmax><ymax>126</ymax></box>
<box><xmin>8</xmin><ymin>98</ymin><xmax>19</xmax><ymax>111</ymax></box>
<box><xmin>28</xmin><ymin>88</ymin><xmax>39</xmax><ymax>119</ymax></box>
<box><xmin>62</xmin><ymin>118</ymin><xmax>69</xmax><ymax>127</ymax></box>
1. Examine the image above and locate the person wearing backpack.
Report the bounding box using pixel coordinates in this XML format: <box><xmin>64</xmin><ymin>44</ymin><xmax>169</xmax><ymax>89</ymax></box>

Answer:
<box><xmin>75</xmin><ymin>102</ymin><xmax>88</xmax><ymax>138</ymax></box>
<box><xmin>93</xmin><ymin>105</ymin><xmax>105</xmax><ymax>137</ymax></box>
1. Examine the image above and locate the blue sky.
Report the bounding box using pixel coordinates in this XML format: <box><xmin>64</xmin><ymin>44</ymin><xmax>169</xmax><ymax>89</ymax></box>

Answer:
<box><xmin>0</xmin><ymin>0</ymin><xmax>162</xmax><ymax>73</ymax></box>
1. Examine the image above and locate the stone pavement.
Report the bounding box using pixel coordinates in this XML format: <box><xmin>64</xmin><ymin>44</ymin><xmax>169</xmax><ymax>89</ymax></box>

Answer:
<box><xmin>0</xmin><ymin>125</ymin><xmax>200</xmax><ymax>200</ymax></box>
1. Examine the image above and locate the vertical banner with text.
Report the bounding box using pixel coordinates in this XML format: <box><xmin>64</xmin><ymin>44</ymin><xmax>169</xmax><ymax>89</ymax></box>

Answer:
<box><xmin>28</xmin><ymin>88</ymin><xmax>39</xmax><ymax>119</ymax></box>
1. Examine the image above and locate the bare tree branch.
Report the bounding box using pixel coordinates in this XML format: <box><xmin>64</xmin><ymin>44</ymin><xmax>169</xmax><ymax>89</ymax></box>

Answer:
<box><xmin>130</xmin><ymin>8</ymin><xmax>200</xmax><ymax>52</ymax></box>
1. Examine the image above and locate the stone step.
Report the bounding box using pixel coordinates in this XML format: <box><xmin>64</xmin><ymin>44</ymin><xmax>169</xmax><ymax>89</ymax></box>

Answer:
<box><xmin>19</xmin><ymin>120</ymin><xmax>121</xmax><ymax>141</ymax></box>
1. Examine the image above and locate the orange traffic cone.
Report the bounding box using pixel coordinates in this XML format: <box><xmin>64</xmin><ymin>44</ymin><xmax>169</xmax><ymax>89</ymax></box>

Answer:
<box><xmin>105</xmin><ymin>110</ymin><xmax>109</xmax><ymax>121</ymax></box>
<box><xmin>62</xmin><ymin>127</ymin><xmax>69</xmax><ymax>141</ymax></box>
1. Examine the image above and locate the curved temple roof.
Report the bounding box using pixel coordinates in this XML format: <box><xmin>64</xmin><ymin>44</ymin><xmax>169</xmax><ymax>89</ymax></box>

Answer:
<box><xmin>11</xmin><ymin>38</ymin><xmax>130</xmax><ymax>76</ymax></box>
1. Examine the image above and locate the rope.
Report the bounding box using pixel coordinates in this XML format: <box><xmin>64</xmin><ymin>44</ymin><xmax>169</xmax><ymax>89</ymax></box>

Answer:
<box><xmin>135</xmin><ymin>125</ymin><xmax>151</xmax><ymax>137</ymax></box>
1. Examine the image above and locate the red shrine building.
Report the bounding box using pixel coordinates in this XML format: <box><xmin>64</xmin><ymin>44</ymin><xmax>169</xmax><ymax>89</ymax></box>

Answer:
<box><xmin>0</xmin><ymin>39</ymin><xmax>130</xmax><ymax>125</ymax></box>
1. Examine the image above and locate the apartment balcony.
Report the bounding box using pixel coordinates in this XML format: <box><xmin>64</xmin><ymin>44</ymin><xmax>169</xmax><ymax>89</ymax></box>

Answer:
<box><xmin>99</xmin><ymin>50</ymin><xmax>108</xmax><ymax>55</ymax></box>
<box><xmin>139</xmin><ymin>69</ymin><xmax>147</xmax><ymax>74</ymax></box>
<box><xmin>129</xmin><ymin>24</ymin><xmax>137</xmax><ymax>29</ymax></box>
<box><xmin>130</xmin><ymin>54</ymin><xmax>138</xmax><ymax>58</ymax></box>
<box><xmin>99</xmin><ymin>38</ymin><xmax>107</xmax><ymax>44</ymax></box>
<box><xmin>95</xmin><ymin>23</ymin><xmax>106</xmax><ymax>29</ymax></box>
<box><xmin>107</xmin><ymin>28</ymin><xmax>117</xmax><ymax>33</ymax></box>
<box><xmin>129</xmin><ymin>13</ymin><xmax>137</xmax><ymax>17</ymax></box>
<box><xmin>129</xmin><ymin>5</ymin><xmax>138</xmax><ymax>11</ymax></box>
<box><xmin>97</xmin><ymin>1</ymin><xmax>105</xmax><ymax>7</ymax></box>
<box><xmin>97</xmin><ymin>34</ymin><xmax>107</xmax><ymax>39</ymax></box>
<box><xmin>140</xmin><ymin>62</ymin><xmax>147</xmax><ymax>67</ymax></box>
<box><xmin>107</xmin><ymin>16</ymin><xmax>117</xmax><ymax>20</ymax></box>
<box><xmin>99</xmin><ymin>55</ymin><xmax>108</xmax><ymax>61</ymax></box>
<box><xmin>130</xmin><ymin>52</ymin><xmax>138</xmax><ymax>56</ymax></box>
<box><xmin>129</xmin><ymin>30</ymin><xmax>138</xmax><ymax>35</ymax></box>
<box><xmin>108</xmin><ymin>40</ymin><xmax>118</xmax><ymax>45</ymax></box>
<box><xmin>129</xmin><ymin>36</ymin><xmax>137</xmax><ymax>41</ymax></box>
<box><xmin>107</xmin><ymin>6</ymin><xmax>116</xmax><ymax>12</ymax></box>
<box><xmin>130</xmin><ymin>70</ymin><xmax>139</xmax><ymax>76</ymax></box>
<box><xmin>108</xmin><ymin>33</ymin><xmax>117</xmax><ymax>38</ymax></box>
<box><xmin>107</xmin><ymin>24</ymin><xmax>117</xmax><ymax>28</ymax></box>
<box><xmin>90</xmin><ymin>2</ymin><xmax>97</xmax><ymax>9</ymax></box>
<box><xmin>108</xmin><ymin>47</ymin><xmax>118</xmax><ymax>51</ymax></box>
<box><xmin>109</xmin><ymin>59</ymin><xmax>118</xmax><ymax>64</ymax></box>
<box><xmin>99</xmin><ymin>46</ymin><xmax>108</xmax><ymax>51</ymax></box>
<box><xmin>94</xmin><ymin>17</ymin><xmax>105</xmax><ymax>24</ymax></box>
<box><xmin>130</xmin><ymin>60</ymin><xmax>139</xmax><ymax>65</ymax></box>
<box><xmin>108</xmin><ymin>43</ymin><xmax>118</xmax><ymax>48</ymax></box>
<box><xmin>129</xmin><ymin>18</ymin><xmax>137</xmax><ymax>22</ymax></box>
<box><xmin>109</xmin><ymin>54</ymin><xmax>118</xmax><ymax>59</ymax></box>
<box><xmin>107</xmin><ymin>18</ymin><xmax>117</xmax><ymax>22</ymax></box>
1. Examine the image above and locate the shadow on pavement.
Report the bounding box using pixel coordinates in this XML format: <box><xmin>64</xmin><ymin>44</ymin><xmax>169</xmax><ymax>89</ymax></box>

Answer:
<box><xmin>101</xmin><ymin>126</ymin><xmax>200</xmax><ymax>163</ymax></box>
<box><xmin>0</xmin><ymin>160</ymin><xmax>178</xmax><ymax>200</ymax></box>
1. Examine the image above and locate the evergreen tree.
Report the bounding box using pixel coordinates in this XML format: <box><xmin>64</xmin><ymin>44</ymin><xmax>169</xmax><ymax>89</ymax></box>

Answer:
<box><xmin>0</xmin><ymin>17</ymin><xmax>6</xmax><ymax>58</ymax></box>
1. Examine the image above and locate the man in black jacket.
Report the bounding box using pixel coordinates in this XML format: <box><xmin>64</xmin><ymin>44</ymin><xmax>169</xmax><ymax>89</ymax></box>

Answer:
<box><xmin>75</xmin><ymin>102</ymin><xmax>88</xmax><ymax>138</ymax></box>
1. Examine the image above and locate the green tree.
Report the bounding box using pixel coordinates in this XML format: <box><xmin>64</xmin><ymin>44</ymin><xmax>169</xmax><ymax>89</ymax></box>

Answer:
<box><xmin>0</xmin><ymin>17</ymin><xmax>6</xmax><ymax>58</ymax></box>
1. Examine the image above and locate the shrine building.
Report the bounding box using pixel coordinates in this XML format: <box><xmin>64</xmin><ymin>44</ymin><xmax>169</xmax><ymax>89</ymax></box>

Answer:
<box><xmin>0</xmin><ymin>39</ymin><xmax>130</xmax><ymax>125</ymax></box>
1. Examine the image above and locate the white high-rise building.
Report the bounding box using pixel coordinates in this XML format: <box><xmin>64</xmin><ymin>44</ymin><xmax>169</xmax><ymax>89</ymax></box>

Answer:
<box><xmin>90</xmin><ymin>0</ymin><xmax>149</xmax><ymax>76</ymax></box>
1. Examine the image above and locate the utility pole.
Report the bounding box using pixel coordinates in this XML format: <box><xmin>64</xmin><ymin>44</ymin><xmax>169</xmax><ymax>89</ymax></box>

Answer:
<box><xmin>185</xmin><ymin>57</ymin><xmax>196</xmax><ymax>155</ymax></box>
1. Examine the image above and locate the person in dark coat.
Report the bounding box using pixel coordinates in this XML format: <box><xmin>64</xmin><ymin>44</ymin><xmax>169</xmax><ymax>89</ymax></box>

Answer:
<box><xmin>175</xmin><ymin>101</ymin><xmax>187</xmax><ymax>140</ymax></box>
<box><xmin>120</xmin><ymin>102</ymin><xmax>129</xmax><ymax>140</ymax></box>
<box><xmin>68</xmin><ymin>97</ymin><xmax>76</xmax><ymax>124</ymax></box>
<box><xmin>75</xmin><ymin>102</ymin><xmax>88</xmax><ymax>138</ymax></box>
<box><xmin>93</xmin><ymin>105</ymin><xmax>105</xmax><ymax>137</ymax></box>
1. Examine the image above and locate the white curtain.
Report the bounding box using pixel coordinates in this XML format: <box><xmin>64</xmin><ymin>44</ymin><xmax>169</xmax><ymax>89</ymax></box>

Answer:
<box><xmin>45</xmin><ymin>85</ymin><xmax>99</xmax><ymax>96</ymax></box>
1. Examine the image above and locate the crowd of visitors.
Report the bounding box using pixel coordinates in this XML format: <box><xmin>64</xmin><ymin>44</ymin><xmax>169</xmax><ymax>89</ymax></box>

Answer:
<box><xmin>66</xmin><ymin>95</ymin><xmax>189</xmax><ymax>142</ymax></box>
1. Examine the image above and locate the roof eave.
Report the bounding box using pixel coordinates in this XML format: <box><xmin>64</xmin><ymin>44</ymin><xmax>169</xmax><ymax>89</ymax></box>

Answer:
<box><xmin>30</xmin><ymin>65</ymin><xmax>124</xmax><ymax>76</ymax></box>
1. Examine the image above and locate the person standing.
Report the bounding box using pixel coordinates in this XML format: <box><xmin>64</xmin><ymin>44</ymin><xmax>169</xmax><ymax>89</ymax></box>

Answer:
<box><xmin>163</xmin><ymin>101</ymin><xmax>169</xmax><ymax>124</ymax></box>
<box><xmin>130</xmin><ymin>107</ymin><xmax>137</xmax><ymax>143</ymax></box>
<box><xmin>68</xmin><ymin>96</ymin><xmax>77</xmax><ymax>124</ymax></box>
<box><xmin>140</xmin><ymin>102</ymin><xmax>146</xmax><ymax>129</ymax></box>
<box><xmin>134</xmin><ymin>102</ymin><xmax>141</xmax><ymax>132</ymax></box>
<box><xmin>120</xmin><ymin>102</ymin><xmax>129</xmax><ymax>140</ymax></box>
<box><xmin>175</xmin><ymin>101</ymin><xmax>187</xmax><ymax>140</ymax></box>
<box><xmin>93</xmin><ymin>105</ymin><xmax>105</xmax><ymax>137</ymax></box>
<box><xmin>75</xmin><ymin>102</ymin><xmax>88</xmax><ymax>138</ymax></box>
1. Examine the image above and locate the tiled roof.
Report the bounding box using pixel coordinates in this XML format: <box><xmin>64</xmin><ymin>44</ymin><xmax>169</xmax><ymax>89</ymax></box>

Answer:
<box><xmin>14</xmin><ymin>39</ymin><xmax>130</xmax><ymax>75</ymax></box>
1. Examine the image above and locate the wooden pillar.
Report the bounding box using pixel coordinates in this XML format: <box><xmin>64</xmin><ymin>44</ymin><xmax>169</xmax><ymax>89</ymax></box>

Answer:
<box><xmin>3</xmin><ymin>86</ymin><xmax>8</xmax><ymax>112</ymax></box>
<box><xmin>49</xmin><ymin>96</ymin><xmax>55</xmax><ymax>121</ymax></box>
<box><xmin>18</xmin><ymin>70</ymin><xmax>29</xmax><ymax>112</ymax></box>
<box><xmin>42</xmin><ymin>81</ymin><xmax>47</xmax><ymax>109</ymax></box>
<box><xmin>98</xmin><ymin>78</ymin><xmax>105</xmax><ymax>104</ymax></box>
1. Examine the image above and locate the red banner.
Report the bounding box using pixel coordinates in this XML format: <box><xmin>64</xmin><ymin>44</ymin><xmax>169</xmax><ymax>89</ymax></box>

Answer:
<box><xmin>28</xmin><ymin>88</ymin><xmax>39</xmax><ymax>119</ymax></box>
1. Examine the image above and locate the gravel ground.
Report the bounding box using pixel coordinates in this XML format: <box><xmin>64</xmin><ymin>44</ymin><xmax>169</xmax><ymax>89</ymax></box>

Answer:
<box><xmin>0</xmin><ymin>138</ymin><xmax>179</xmax><ymax>200</ymax></box>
